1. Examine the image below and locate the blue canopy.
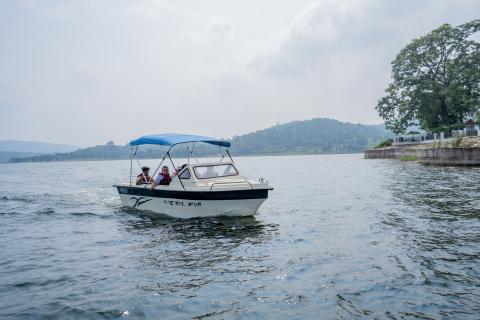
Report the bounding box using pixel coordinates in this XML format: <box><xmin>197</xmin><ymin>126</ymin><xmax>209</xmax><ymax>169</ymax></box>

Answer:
<box><xmin>129</xmin><ymin>133</ymin><xmax>231</xmax><ymax>148</ymax></box>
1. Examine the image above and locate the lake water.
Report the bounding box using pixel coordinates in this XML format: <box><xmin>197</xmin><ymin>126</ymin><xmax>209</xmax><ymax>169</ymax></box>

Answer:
<box><xmin>1</xmin><ymin>154</ymin><xmax>479</xmax><ymax>319</ymax></box>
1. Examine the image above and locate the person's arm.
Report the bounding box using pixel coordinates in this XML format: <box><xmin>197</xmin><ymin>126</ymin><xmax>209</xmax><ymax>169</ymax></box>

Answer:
<box><xmin>136</xmin><ymin>174</ymin><xmax>148</xmax><ymax>185</ymax></box>
<box><xmin>151</xmin><ymin>174</ymin><xmax>162</xmax><ymax>188</ymax></box>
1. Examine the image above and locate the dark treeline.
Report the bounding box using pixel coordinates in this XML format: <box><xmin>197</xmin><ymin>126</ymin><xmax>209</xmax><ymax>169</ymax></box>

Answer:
<box><xmin>0</xmin><ymin>151</ymin><xmax>43</xmax><ymax>163</ymax></box>
<box><xmin>9</xmin><ymin>118</ymin><xmax>390</xmax><ymax>163</ymax></box>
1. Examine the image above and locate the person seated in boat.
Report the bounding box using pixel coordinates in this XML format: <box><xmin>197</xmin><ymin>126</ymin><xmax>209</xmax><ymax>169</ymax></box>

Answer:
<box><xmin>136</xmin><ymin>166</ymin><xmax>154</xmax><ymax>185</ymax></box>
<box><xmin>173</xmin><ymin>164</ymin><xmax>188</xmax><ymax>176</ymax></box>
<box><xmin>151</xmin><ymin>166</ymin><xmax>172</xmax><ymax>188</ymax></box>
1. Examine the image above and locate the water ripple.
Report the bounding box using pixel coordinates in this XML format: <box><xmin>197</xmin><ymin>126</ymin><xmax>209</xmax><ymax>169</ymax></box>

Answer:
<box><xmin>0</xmin><ymin>156</ymin><xmax>479</xmax><ymax>319</ymax></box>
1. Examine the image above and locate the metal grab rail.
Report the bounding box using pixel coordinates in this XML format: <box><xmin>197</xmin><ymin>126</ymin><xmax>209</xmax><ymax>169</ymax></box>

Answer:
<box><xmin>209</xmin><ymin>181</ymin><xmax>253</xmax><ymax>191</ymax></box>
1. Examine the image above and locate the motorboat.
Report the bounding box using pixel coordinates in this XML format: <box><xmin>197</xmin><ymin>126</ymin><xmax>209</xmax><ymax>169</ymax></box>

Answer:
<box><xmin>114</xmin><ymin>133</ymin><xmax>273</xmax><ymax>219</ymax></box>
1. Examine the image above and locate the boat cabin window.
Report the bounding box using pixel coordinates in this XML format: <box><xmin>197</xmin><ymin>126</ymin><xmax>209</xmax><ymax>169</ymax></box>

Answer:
<box><xmin>194</xmin><ymin>164</ymin><xmax>238</xmax><ymax>179</ymax></box>
<box><xmin>179</xmin><ymin>169</ymin><xmax>191</xmax><ymax>179</ymax></box>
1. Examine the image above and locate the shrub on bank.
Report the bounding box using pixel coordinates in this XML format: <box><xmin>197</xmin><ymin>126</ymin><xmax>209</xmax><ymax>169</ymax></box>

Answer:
<box><xmin>453</xmin><ymin>136</ymin><xmax>463</xmax><ymax>148</ymax></box>
<box><xmin>400</xmin><ymin>155</ymin><xmax>417</xmax><ymax>161</ymax></box>
<box><xmin>375</xmin><ymin>139</ymin><xmax>392</xmax><ymax>149</ymax></box>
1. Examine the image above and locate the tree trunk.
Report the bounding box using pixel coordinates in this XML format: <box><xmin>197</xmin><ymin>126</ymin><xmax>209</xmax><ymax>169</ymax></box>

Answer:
<box><xmin>439</xmin><ymin>96</ymin><xmax>448</xmax><ymax>125</ymax></box>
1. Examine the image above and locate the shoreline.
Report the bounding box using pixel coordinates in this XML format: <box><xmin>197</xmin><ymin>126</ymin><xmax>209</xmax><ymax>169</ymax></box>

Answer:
<box><xmin>1</xmin><ymin>151</ymin><xmax>365</xmax><ymax>164</ymax></box>
<box><xmin>364</xmin><ymin>136</ymin><xmax>480</xmax><ymax>166</ymax></box>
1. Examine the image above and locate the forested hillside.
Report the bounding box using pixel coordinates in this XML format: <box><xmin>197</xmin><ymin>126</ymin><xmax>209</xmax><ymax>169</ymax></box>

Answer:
<box><xmin>230</xmin><ymin>118</ymin><xmax>389</xmax><ymax>155</ymax></box>
<box><xmin>9</xmin><ymin>118</ymin><xmax>391</xmax><ymax>162</ymax></box>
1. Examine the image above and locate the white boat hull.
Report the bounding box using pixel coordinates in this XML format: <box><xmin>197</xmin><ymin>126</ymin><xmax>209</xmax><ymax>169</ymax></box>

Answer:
<box><xmin>116</xmin><ymin>186</ymin><xmax>269</xmax><ymax>219</ymax></box>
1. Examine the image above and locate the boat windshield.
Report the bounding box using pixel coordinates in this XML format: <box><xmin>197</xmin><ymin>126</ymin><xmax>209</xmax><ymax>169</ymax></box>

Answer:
<box><xmin>194</xmin><ymin>164</ymin><xmax>238</xmax><ymax>179</ymax></box>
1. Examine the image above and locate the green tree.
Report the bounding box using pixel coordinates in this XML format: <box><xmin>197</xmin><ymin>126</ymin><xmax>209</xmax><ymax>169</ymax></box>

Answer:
<box><xmin>376</xmin><ymin>20</ymin><xmax>480</xmax><ymax>134</ymax></box>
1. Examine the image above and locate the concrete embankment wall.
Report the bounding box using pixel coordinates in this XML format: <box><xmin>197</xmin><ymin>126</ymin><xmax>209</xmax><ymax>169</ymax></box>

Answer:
<box><xmin>364</xmin><ymin>147</ymin><xmax>480</xmax><ymax>166</ymax></box>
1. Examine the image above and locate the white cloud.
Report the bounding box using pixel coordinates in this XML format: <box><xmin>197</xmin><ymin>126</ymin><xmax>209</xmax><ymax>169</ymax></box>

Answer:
<box><xmin>210</xmin><ymin>0</ymin><xmax>480</xmax><ymax>132</ymax></box>
<box><xmin>246</xmin><ymin>1</ymin><xmax>415</xmax><ymax>76</ymax></box>
<box><xmin>207</xmin><ymin>17</ymin><xmax>233</xmax><ymax>40</ymax></box>
<box><xmin>1</xmin><ymin>0</ymin><xmax>479</xmax><ymax>145</ymax></box>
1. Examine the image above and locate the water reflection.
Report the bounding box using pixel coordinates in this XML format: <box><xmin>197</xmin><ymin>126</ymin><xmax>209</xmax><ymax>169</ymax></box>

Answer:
<box><xmin>121</xmin><ymin>210</ymin><xmax>277</xmax><ymax>242</ymax></box>
<box><xmin>117</xmin><ymin>210</ymin><xmax>278</xmax><ymax>296</ymax></box>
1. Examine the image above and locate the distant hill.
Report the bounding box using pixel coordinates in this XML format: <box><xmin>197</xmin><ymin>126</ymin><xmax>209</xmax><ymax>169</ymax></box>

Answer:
<box><xmin>0</xmin><ymin>140</ymin><xmax>79</xmax><ymax>163</ymax></box>
<box><xmin>8</xmin><ymin>143</ymin><xmax>130</xmax><ymax>163</ymax></box>
<box><xmin>0</xmin><ymin>140</ymin><xmax>79</xmax><ymax>153</ymax></box>
<box><xmin>230</xmin><ymin>118</ymin><xmax>390</xmax><ymax>155</ymax></box>
<box><xmin>0</xmin><ymin>151</ymin><xmax>42</xmax><ymax>163</ymax></box>
<box><xmin>8</xmin><ymin>118</ymin><xmax>391</xmax><ymax>162</ymax></box>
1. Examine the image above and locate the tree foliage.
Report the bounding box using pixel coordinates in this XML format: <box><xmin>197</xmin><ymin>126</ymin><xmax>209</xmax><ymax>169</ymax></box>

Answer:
<box><xmin>376</xmin><ymin>20</ymin><xmax>480</xmax><ymax>134</ymax></box>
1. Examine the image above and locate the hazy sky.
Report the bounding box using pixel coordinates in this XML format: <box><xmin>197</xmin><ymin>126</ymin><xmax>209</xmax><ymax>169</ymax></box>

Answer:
<box><xmin>1</xmin><ymin>0</ymin><xmax>479</xmax><ymax>146</ymax></box>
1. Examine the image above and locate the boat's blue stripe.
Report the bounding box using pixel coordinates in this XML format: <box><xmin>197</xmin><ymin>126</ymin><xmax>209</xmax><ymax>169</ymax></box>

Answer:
<box><xmin>117</xmin><ymin>186</ymin><xmax>269</xmax><ymax>200</ymax></box>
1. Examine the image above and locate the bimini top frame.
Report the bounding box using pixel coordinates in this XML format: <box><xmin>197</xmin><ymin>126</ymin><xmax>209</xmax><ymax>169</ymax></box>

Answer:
<box><xmin>129</xmin><ymin>133</ymin><xmax>231</xmax><ymax>148</ymax></box>
<box><xmin>128</xmin><ymin>133</ymin><xmax>234</xmax><ymax>188</ymax></box>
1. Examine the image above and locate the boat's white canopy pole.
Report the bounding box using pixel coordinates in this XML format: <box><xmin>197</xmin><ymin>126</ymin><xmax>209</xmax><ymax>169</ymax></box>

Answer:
<box><xmin>191</xmin><ymin>142</ymin><xmax>199</xmax><ymax>164</ymax></box>
<box><xmin>217</xmin><ymin>142</ymin><xmax>223</xmax><ymax>160</ymax></box>
<box><xmin>150</xmin><ymin>145</ymin><xmax>167</xmax><ymax>179</ymax></box>
<box><xmin>131</xmin><ymin>145</ymin><xmax>153</xmax><ymax>187</ymax></box>
<box><xmin>226</xmin><ymin>149</ymin><xmax>235</xmax><ymax>164</ymax></box>
<box><xmin>134</xmin><ymin>156</ymin><xmax>147</xmax><ymax>184</ymax></box>
<box><xmin>166</xmin><ymin>149</ymin><xmax>186</xmax><ymax>190</ymax></box>
<box><xmin>129</xmin><ymin>146</ymin><xmax>135</xmax><ymax>186</ymax></box>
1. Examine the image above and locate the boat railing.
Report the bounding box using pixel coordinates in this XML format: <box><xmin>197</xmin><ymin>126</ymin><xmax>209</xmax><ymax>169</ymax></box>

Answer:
<box><xmin>209</xmin><ymin>181</ymin><xmax>253</xmax><ymax>191</ymax></box>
